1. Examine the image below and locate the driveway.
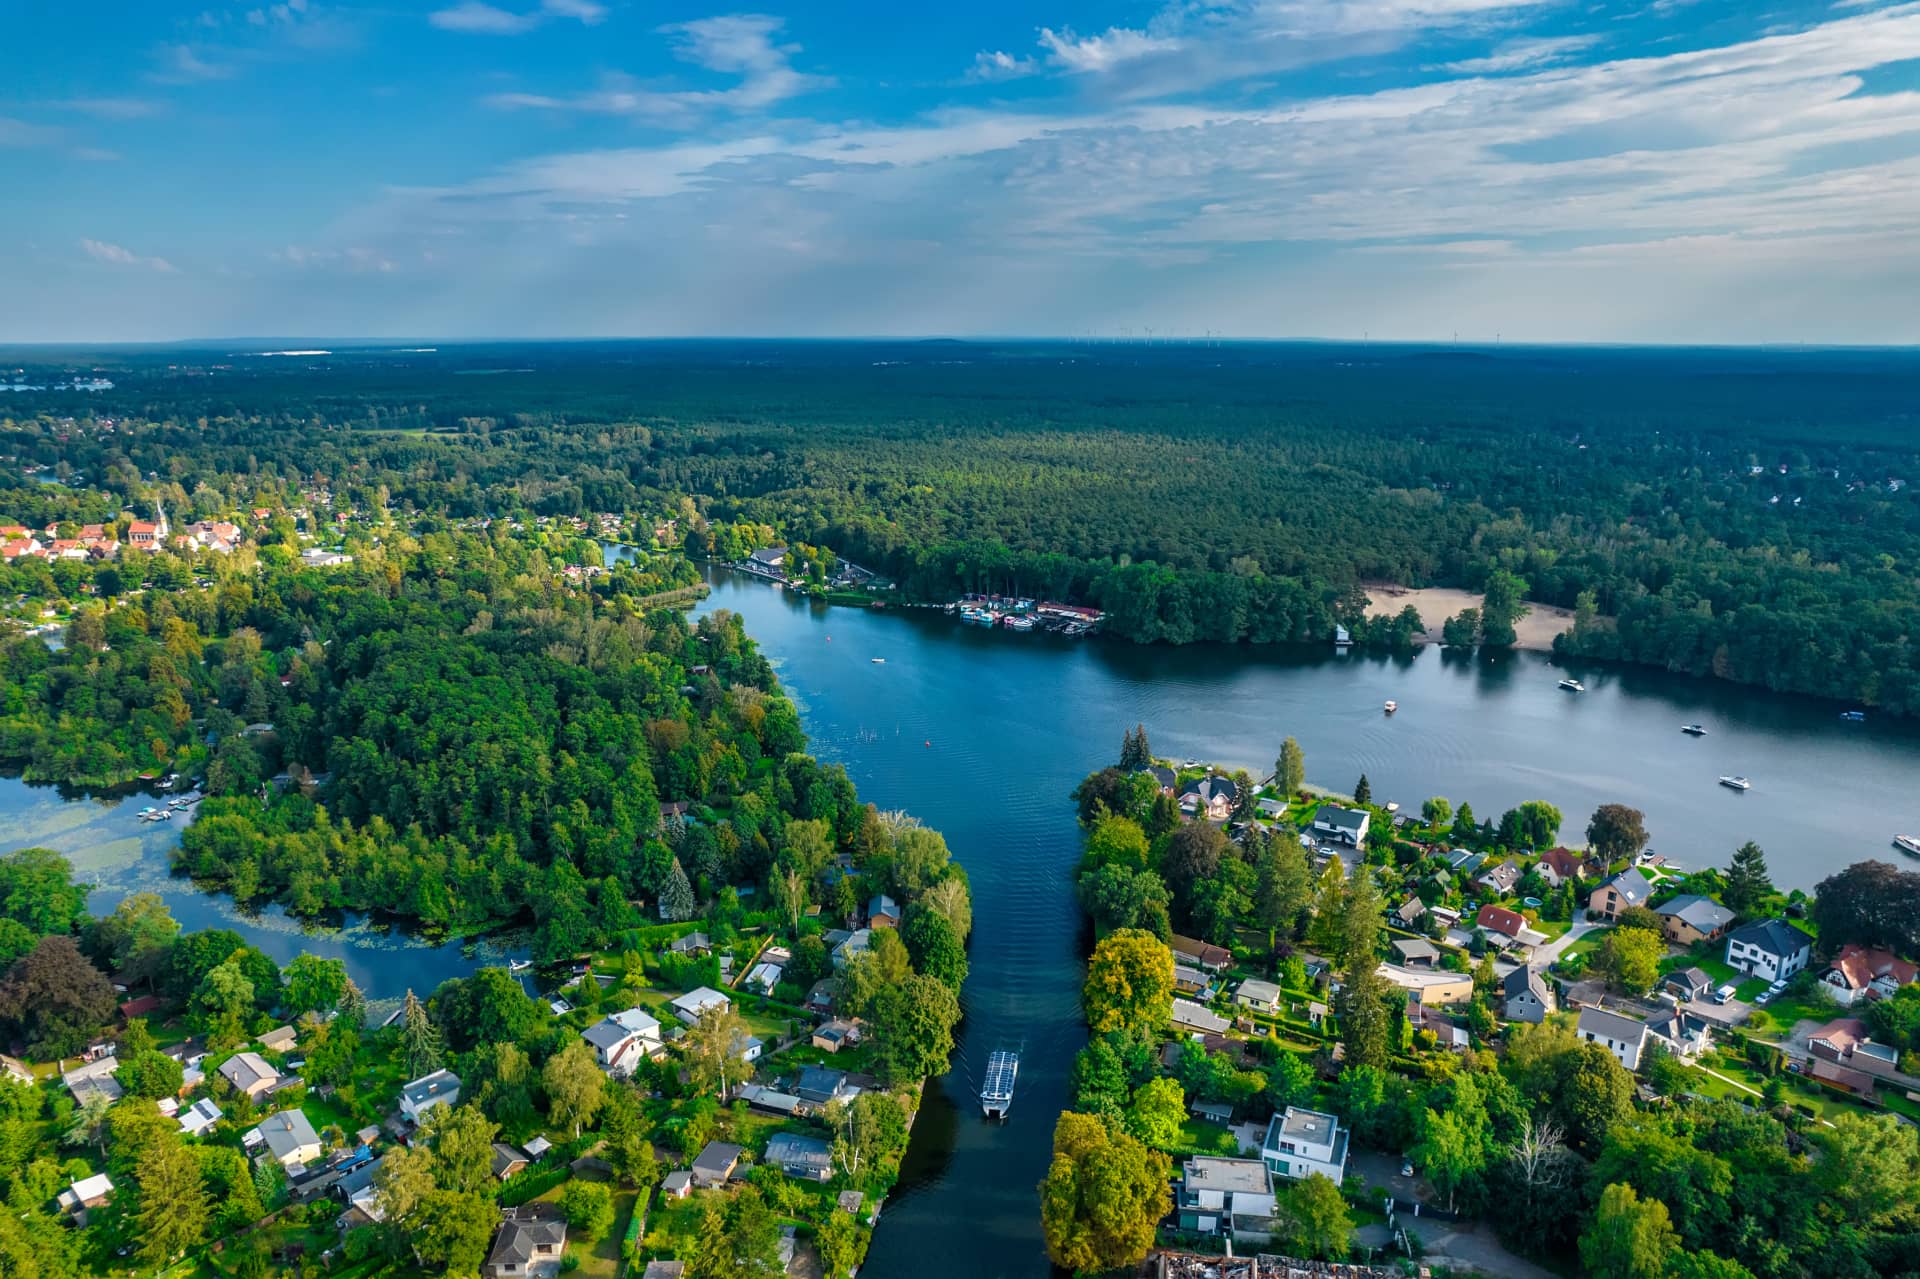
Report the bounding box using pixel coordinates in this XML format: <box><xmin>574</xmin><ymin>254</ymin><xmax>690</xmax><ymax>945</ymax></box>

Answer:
<box><xmin>1530</xmin><ymin>916</ymin><xmax>1601</xmax><ymax>968</ymax></box>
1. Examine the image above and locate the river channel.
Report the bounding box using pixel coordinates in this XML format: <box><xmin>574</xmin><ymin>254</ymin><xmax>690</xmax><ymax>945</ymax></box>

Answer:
<box><xmin>687</xmin><ymin>567</ymin><xmax>1920</xmax><ymax>1279</ymax></box>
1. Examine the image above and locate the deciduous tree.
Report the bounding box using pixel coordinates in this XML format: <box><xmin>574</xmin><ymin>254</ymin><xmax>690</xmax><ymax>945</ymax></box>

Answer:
<box><xmin>1082</xmin><ymin>929</ymin><xmax>1173</xmax><ymax>1037</ymax></box>
<box><xmin>1039</xmin><ymin>1112</ymin><xmax>1170</xmax><ymax>1273</ymax></box>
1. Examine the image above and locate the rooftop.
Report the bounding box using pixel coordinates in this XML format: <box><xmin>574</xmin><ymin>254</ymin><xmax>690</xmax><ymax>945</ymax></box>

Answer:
<box><xmin>1183</xmin><ymin>1156</ymin><xmax>1271</xmax><ymax>1195</ymax></box>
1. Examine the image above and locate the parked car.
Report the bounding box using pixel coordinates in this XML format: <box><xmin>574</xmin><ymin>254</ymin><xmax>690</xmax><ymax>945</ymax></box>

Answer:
<box><xmin>1712</xmin><ymin>984</ymin><xmax>1738</xmax><ymax>1005</ymax></box>
<box><xmin>1400</xmin><ymin>1160</ymin><xmax>1415</xmax><ymax>1177</ymax></box>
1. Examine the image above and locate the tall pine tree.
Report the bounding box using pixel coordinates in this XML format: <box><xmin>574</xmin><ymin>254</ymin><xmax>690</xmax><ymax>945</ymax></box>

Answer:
<box><xmin>1276</xmin><ymin>738</ymin><xmax>1305</xmax><ymax>798</ymax></box>
<box><xmin>400</xmin><ymin>989</ymin><xmax>443</xmax><ymax>1079</ymax></box>
<box><xmin>1354</xmin><ymin>774</ymin><xmax>1372</xmax><ymax>806</ymax></box>
<box><xmin>659</xmin><ymin>858</ymin><xmax>696</xmax><ymax>922</ymax></box>
<box><xmin>1724</xmin><ymin>841</ymin><xmax>1774</xmax><ymax>913</ymax></box>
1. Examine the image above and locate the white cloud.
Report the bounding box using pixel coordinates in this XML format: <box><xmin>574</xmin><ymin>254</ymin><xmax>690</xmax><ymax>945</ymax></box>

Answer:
<box><xmin>0</xmin><ymin>117</ymin><xmax>64</xmax><ymax>147</ymax></box>
<box><xmin>491</xmin><ymin>14</ymin><xmax>830</xmax><ymax>119</ymax></box>
<box><xmin>52</xmin><ymin>97</ymin><xmax>164</xmax><ymax>120</ymax></box>
<box><xmin>151</xmin><ymin>44</ymin><xmax>233</xmax><ymax>83</ymax></box>
<box><xmin>969</xmin><ymin>50</ymin><xmax>1038</xmax><ymax>81</ymax></box>
<box><xmin>1443</xmin><ymin>34</ymin><xmax>1601</xmax><ymax>74</ymax></box>
<box><xmin>80</xmin><ymin>239</ymin><xmax>178</xmax><ymax>272</ymax></box>
<box><xmin>1037</xmin><ymin>27</ymin><xmax>1181</xmax><ymax>73</ymax></box>
<box><xmin>430</xmin><ymin>0</ymin><xmax>605</xmax><ymax>35</ymax></box>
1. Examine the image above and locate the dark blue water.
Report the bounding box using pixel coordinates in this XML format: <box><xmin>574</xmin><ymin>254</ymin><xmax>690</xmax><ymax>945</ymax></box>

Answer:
<box><xmin>688</xmin><ymin>567</ymin><xmax>1920</xmax><ymax>1279</ymax></box>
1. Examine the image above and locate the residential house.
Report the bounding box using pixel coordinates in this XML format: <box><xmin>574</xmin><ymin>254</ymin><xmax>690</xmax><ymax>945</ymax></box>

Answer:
<box><xmin>118</xmin><ymin>993</ymin><xmax>164</xmax><ymax>1022</ymax></box>
<box><xmin>795</xmin><ymin>1066</ymin><xmax>859</xmax><ymax>1107</ymax></box>
<box><xmin>1536</xmin><ymin>847</ymin><xmax>1585</xmax><ymax>888</ymax></box>
<box><xmin>1171</xmin><ymin>998</ymin><xmax>1232</xmax><ymax>1035</ymax></box>
<box><xmin>811</xmin><ymin>1019</ymin><xmax>861</xmax><ymax>1053</ymax></box>
<box><xmin>1655</xmin><ymin>895</ymin><xmax>1737</xmax><ymax>945</ymax></box>
<box><xmin>1261</xmin><ymin>1107</ymin><xmax>1349</xmax><ymax>1183</ymax></box>
<box><xmin>866</xmin><ymin>895</ymin><xmax>901</xmax><ymax>929</ymax></box>
<box><xmin>1821</xmin><ymin>945</ymin><xmax>1919</xmax><ymax>1007</ymax></box>
<box><xmin>742</xmin><ymin>959</ymin><xmax>784</xmax><ymax>995</ymax></box>
<box><xmin>1724</xmin><ymin>919</ymin><xmax>1813</xmax><ymax>983</ymax></box>
<box><xmin>1375</xmin><ymin>963</ymin><xmax>1473</xmax><ymax>1006</ymax></box>
<box><xmin>736</xmin><ymin>1084</ymin><xmax>804</xmax><ymax>1117</ymax></box>
<box><xmin>1311</xmin><ymin>805</ymin><xmax>1370</xmax><ymax>847</ymax></box>
<box><xmin>1137</xmin><ymin>764</ymin><xmax>1178</xmax><ymax>795</ymax></box>
<box><xmin>660</xmin><ymin>1170</ymin><xmax>693</xmax><ymax>1200</ymax></box>
<box><xmin>831</xmin><ymin>929</ymin><xmax>873</xmax><ymax>970</ymax></box>
<box><xmin>1501</xmin><ymin>966</ymin><xmax>1554</xmax><ymax>1024</ymax></box>
<box><xmin>62</xmin><ymin>1056</ymin><xmax>123</xmax><ymax>1106</ymax></box>
<box><xmin>667</xmin><ymin>931</ymin><xmax>712</xmax><ymax>957</ymax></box>
<box><xmin>1392</xmin><ymin>897</ymin><xmax>1428</xmax><ymax>929</ymax></box>
<box><xmin>1180</xmin><ymin>774</ymin><xmax>1240</xmax><ymax>822</ymax></box>
<box><xmin>491</xmin><ymin>1143</ymin><xmax>530</xmax><ymax>1181</ymax></box>
<box><xmin>1447</xmin><ymin>849</ymin><xmax>1487</xmax><ymax>878</ymax></box>
<box><xmin>743</xmin><ymin>546</ymin><xmax>790</xmax><ymax>578</ymax></box>
<box><xmin>1646</xmin><ymin>1010</ymin><xmax>1714</xmax><ymax>1060</ymax></box>
<box><xmin>691</xmin><ymin>1141</ymin><xmax>744</xmax><ymax>1188</ymax></box>
<box><xmin>1233</xmin><ymin>979</ymin><xmax>1283</xmax><ymax>1014</ymax></box>
<box><xmin>1475</xmin><ymin>904</ymin><xmax>1538</xmax><ymax>948</ymax></box>
<box><xmin>582</xmin><ymin>1008</ymin><xmax>663</xmax><ymax>1079</ymax></box>
<box><xmin>1173</xmin><ymin>962</ymin><xmax>1210</xmax><ymax>994</ymax></box>
<box><xmin>257</xmin><ymin>1025</ymin><xmax>299</xmax><ymax>1053</ymax></box>
<box><xmin>670</xmin><ymin>987</ymin><xmax>732</xmax><ymax>1024</ymax></box>
<box><xmin>733</xmin><ymin>1033</ymin><xmax>765</xmax><ymax>1065</ymax></box>
<box><xmin>1474</xmin><ymin>858</ymin><xmax>1524</xmax><ymax>898</ymax></box>
<box><xmin>57</xmin><ymin>1173</ymin><xmax>114</xmax><ymax>1221</ymax></box>
<box><xmin>1176</xmin><ymin>1156</ymin><xmax>1278</xmax><ymax>1243</ymax></box>
<box><xmin>644</xmin><ymin>1262</ymin><xmax>688</xmax><ymax>1279</ymax></box>
<box><xmin>250</xmin><ymin>1109</ymin><xmax>323</xmax><ymax>1172</ymax></box>
<box><xmin>333</xmin><ymin>1158</ymin><xmax>386</xmax><ymax>1228</ymax></box>
<box><xmin>1807</xmin><ymin>1017</ymin><xmax>1903</xmax><ymax>1094</ymax></box>
<box><xmin>218</xmin><ymin>1051</ymin><xmax>282</xmax><ymax>1101</ymax></box>
<box><xmin>1663</xmin><ymin>967</ymin><xmax>1716</xmax><ymax>1002</ymax></box>
<box><xmin>399</xmin><ymin>1069</ymin><xmax>462</xmax><ymax>1123</ymax></box>
<box><xmin>1391</xmin><ymin>938</ymin><xmax>1440</xmax><ymax>968</ymax></box>
<box><xmin>1577</xmin><ymin>1006</ymin><xmax>1650</xmax><ymax>1071</ymax></box>
<box><xmin>765</xmin><ymin>1133</ymin><xmax>834</xmax><ymax>1181</ymax></box>
<box><xmin>1587</xmin><ymin>869</ymin><xmax>1653</xmax><ymax>920</ymax></box>
<box><xmin>485</xmin><ymin>1207</ymin><xmax>568</xmax><ymax>1279</ymax></box>
<box><xmin>1171</xmin><ymin>935</ymin><xmax>1233</xmax><ymax>972</ymax></box>
<box><xmin>177</xmin><ymin>1097</ymin><xmax>223</xmax><ymax>1138</ymax></box>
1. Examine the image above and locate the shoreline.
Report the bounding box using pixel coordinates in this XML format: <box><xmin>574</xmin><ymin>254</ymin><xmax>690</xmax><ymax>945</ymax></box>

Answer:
<box><xmin>1361</xmin><ymin>583</ymin><xmax>1575</xmax><ymax>652</ymax></box>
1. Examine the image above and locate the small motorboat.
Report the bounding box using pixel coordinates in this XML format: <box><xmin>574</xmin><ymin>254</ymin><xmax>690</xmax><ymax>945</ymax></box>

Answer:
<box><xmin>1558</xmin><ymin>678</ymin><xmax>1586</xmax><ymax>693</ymax></box>
<box><xmin>1894</xmin><ymin>835</ymin><xmax>1920</xmax><ymax>859</ymax></box>
<box><xmin>871</xmin><ymin>657</ymin><xmax>885</xmax><ymax>664</ymax></box>
<box><xmin>1841</xmin><ymin>710</ymin><xmax>1866</xmax><ymax>723</ymax></box>
<box><xmin>1682</xmin><ymin>723</ymin><xmax>1707</xmax><ymax>736</ymax></box>
<box><xmin>1718</xmin><ymin>775</ymin><xmax>1752</xmax><ymax>791</ymax></box>
<box><xmin>1383</xmin><ymin>700</ymin><xmax>1398</xmax><ymax>714</ymax></box>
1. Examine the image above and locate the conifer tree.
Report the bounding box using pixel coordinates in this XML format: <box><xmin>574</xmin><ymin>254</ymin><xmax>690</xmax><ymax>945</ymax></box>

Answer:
<box><xmin>400</xmin><ymin>989</ymin><xmax>443</xmax><ymax>1078</ymax></box>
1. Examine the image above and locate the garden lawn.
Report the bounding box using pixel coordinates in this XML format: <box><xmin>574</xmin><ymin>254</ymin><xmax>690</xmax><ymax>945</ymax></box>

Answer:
<box><xmin>1165</xmin><ymin>1118</ymin><xmax>1248</xmax><ymax>1158</ymax></box>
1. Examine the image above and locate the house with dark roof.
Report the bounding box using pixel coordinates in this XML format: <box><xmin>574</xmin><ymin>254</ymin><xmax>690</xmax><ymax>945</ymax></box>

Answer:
<box><xmin>491</xmin><ymin>1143</ymin><xmax>530</xmax><ymax>1181</ymax></box>
<box><xmin>485</xmin><ymin>1207</ymin><xmax>568</xmax><ymax>1279</ymax></box>
<box><xmin>399</xmin><ymin>1069</ymin><xmax>462</xmax><ymax>1123</ymax></box>
<box><xmin>1171</xmin><ymin>998</ymin><xmax>1232</xmax><ymax>1035</ymax></box>
<box><xmin>765</xmin><ymin>1132</ymin><xmax>834</xmax><ymax>1181</ymax></box>
<box><xmin>866</xmin><ymin>895</ymin><xmax>901</xmax><ymax>929</ymax></box>
<box><xmin>219</xmin><ymin>1051</ymin><xmax>282</xmax><ymax>1101</ymax></box>
<box><xmin>691</xmin><ymin>1141</ymin><xmax>744</xmax><ymax>1188</ymax></box>
<box><xmin>1180</xmin><ymin>775</ymin><xmax>1240</xmax><ymax>822</ymax></box>
<box><xmin>1577</xmin><ymin>1006</ymin><xmax>1650</xmax><ymax>1071</ymax></box>
<box><xmin>1392</xmin><ymin>897</ymin><xmax>1427</xmax><ymax>928</ymax></box>
<box><xmin>1501</xmin><ymin>966</ymin><xmax>1553</xmax><ymax>1024</ymax></box>
<box><xmin>1171</xmin><ymin>935</ymin><xmax>1232</xmax><ymax>971</ymax></box>
<box><xmin>1311</xmin><ymin>805</ymin><xmax>1370</xmax><ymax>847</ymax></box>
<box><xmin>1724</xmin><ymin>918</ymin><xmax>1812</xmax><ymax>983</ymax></box>
<box><xmin>795</xmin><ymin>1066</ymin><xmax>859</xmax><ymax>1107</ymax></box>
<box><xmin>1655</xmin><ymin>895</ymin><xmax>1736</xmax><ymax>945</ymax></box>
<box><xmin>1391</xmin><ymin>938</ymin><xmax>1440</xmax><ymax>968</ymax></box>
<box><xmin>1587</xmin><ymin>869</ymin><xmax>1653</xmax><ymax>920</ymax></box>
<box><xmin>1137</xmin><ymin>765</ymin><xmax>1177</xmax><ymax>795</ymax></box>
<box><xmin>249</xmin><ymin>1108</ymin><xmax>322</xmax><ymax>1172</ymax></box>
<box><xmin>1663</xmin><ymin>967</ymin><xmax>1716</xmax><ymax>1002</ymax></box>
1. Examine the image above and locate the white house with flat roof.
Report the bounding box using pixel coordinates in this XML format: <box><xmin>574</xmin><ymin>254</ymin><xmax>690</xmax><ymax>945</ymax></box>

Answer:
<box><xmin>1177</xmin><ymin>1156</ymin><xmax>1277</xmax><ymax>1243</ymax></box>
<box><xmin>1261</xmin><ymin>1107</ymin><xmax>1349</xmax><ymax>1184</ymax></box>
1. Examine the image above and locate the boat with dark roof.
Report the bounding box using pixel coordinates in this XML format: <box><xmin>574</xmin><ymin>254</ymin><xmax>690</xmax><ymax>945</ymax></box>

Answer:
<box><xmin>981</xmin><ymin>1049</ymin><xmax>1019</xmax><ymax>1119</ymax></box>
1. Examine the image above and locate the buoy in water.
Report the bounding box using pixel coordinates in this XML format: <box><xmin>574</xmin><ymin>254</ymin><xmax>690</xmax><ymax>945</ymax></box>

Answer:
<box><xmin>924</xmin><ymin>740</ymin><xmax>931</xmax><ymax>747</ymax></box>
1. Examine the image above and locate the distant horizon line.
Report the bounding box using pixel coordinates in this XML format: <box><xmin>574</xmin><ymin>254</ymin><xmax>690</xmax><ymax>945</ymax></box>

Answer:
<box><xmin>4</xmin><ymin>335</ymin><xmax>1919</xmax><ymax>352</ymax></box>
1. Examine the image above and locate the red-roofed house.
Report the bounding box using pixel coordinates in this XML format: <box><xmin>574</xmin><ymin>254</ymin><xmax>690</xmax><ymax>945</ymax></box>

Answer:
<box><xmin>127</xmin><ymin>521</ymin><xmax>162</xmax><ymax>548</ymax></box>
<box><xmin>1476</xmin><ymin>904</ymin><xmax>1533</xmax><ymax>947</ymax></box>
<box><xmin>1821</xmin><ymin>945</ymin><xmax>1919</xmax><ymax>1007</ymax></box>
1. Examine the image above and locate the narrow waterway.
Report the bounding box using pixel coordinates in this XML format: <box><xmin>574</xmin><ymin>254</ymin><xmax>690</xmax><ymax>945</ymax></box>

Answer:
<box><xmin>689</xmin><ymin>568</ymin><xmax>1920</xmax><ymax>1279</ymax></box>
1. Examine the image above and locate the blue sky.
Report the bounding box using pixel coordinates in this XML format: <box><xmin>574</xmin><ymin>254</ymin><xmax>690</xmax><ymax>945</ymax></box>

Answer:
<box><xmin>4</xmin><ymin>1</ymin><xmax>1919</xmax><ymax>342</ymax></box>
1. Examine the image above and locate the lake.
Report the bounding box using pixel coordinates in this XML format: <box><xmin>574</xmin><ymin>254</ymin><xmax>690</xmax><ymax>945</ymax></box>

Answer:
<box><xmin>689</xmin><ymin>567</ymin><xmax>1920</xmax><ymax>1279</ymax></box>
<box><xmin>0</xmin><ymin>777</ymin><xmax>527</xmax><ymax>1014</ymax></box>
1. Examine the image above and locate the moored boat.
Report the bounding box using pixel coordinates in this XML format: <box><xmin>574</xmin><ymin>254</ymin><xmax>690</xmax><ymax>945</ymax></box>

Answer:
<box><xmin>1894</xmin><ymin>835</ymin><xmax>1920</xmax><ymax>858</ymax></box>
<box><xmin>1718</xmin><ymin>775</ymin><xmax>1752</xmax><ymax>791</ymax></box>
<box><xmin>1682</xmin><ymin>723</ymin><xmax>1707</xmax><ymax>736</ymax></box>
<box><xmin>1383</xmin><ymin>700</ymin><xmax>1397</xmax><ymax>714</ymax></box>
<box><xmin>1841</xmin><ymin>710</ymin><xmax>1867</xmax><ymax>723</ymax></box>
<box><xmin>1558</xmin><ymin>678</ymin><xmax>1586</xmax><ymax>692</ymax></box>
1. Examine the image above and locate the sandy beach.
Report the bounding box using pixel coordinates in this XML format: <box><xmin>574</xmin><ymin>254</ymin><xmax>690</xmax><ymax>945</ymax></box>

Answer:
<box><xmin>1363</xmin><ymin>583</ymin><xmax>1575</xmax><ymax>652</ymax></box>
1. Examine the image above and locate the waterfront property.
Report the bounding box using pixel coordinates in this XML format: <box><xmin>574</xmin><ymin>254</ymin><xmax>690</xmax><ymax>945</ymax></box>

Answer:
<box><xmin>1176</xmin><ymin>1157</ymin><xmax>1278</xmax><ymax>1244</ymax></box>
<box><xmin>1260</xmin><ymin>1107</ymin><xmax>1349</xmax><ymax>1183</ymax></box>
<box><xmin>1587</xmin><ymin>868</ymin><xmax>1654</xmax><ymax>919</ymax></box>
<box><xmin>765</xmin><ymin>1132</ymin><xmax>835</xmax><ymax>1181</ymax></box>
<box><xmin>1724</xmin><ymin>919</ymin><xmax>1813</xmax><ymax>982</ymax></box>
<box><xmin>1170</xmin><ymin>998</ymin><xmax>1232</xmax><ymax>1035</ymax></box>
<box><xmin>1310</xmin><ymin>804</ymin><xmax>1370</xmax><ymax>847</ymax></box>
<box><xmin>1655</xmin><ymin>895</ymin><xmax>1737</xmax><ymax>944</ymax></box>
<box><xmin>1821</xmin><ymin>945</ymin><xmax>1919</xmax><ymax>1007</ymax></box>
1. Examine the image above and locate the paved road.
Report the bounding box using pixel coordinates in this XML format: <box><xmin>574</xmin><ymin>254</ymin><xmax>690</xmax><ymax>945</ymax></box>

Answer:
<box><xmin>1529</xmin><ymin>916</ymin><xmax>1602</xmax><ymax>967</ymax></box>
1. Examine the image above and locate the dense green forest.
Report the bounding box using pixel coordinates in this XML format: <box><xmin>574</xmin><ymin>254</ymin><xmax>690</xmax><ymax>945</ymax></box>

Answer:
<box><xmin>5</xmin><ymin>340</ymin><xmax>1918</xmax><ymax>710</ymax></box>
